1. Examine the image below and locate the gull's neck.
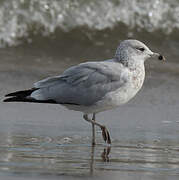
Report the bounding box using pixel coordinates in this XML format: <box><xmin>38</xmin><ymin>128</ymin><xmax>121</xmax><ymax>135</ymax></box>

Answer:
<box><xmin>115</xmin><ymin>56</ymin><xmax>145</xmax><ymax>70</ymax></box>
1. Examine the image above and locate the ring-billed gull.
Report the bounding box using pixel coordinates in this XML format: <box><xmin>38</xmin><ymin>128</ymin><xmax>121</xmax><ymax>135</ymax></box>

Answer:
<box><xmin>3</xmin><ymin>39</ymin><xmax>165</xmax><ymax>145</ymax></box>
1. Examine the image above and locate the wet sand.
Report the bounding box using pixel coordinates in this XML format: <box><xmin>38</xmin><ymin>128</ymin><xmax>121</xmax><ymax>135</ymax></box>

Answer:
<box><xmin>0</xmin><ymin>45</ymin><xmax>179</xmax><ymax>180</ymax></box>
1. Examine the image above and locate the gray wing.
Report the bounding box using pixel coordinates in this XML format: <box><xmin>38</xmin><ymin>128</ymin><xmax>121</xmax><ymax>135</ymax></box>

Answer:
<box><xmin>31</xmin><ymin>61</ymin><xmax>128</xmax><ymax>106</ymax></box>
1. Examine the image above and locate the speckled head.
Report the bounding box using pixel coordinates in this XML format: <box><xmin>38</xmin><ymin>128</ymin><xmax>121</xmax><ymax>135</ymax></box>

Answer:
<box><xmin>114</xmin><ymin>39</ymin><xmax>163</xmax><ymax>66</ymax></box>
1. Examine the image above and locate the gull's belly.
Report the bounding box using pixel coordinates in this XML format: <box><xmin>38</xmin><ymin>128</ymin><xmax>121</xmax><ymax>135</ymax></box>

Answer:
<box><xmin>103</xmin><ymin>82</ymin><xmax>143</xmax><ymax>107</ymax></box>
<box><xmin>95</xmin><ymin>68</ymin><xmax>145</xmax><ymax>112</ymax></box>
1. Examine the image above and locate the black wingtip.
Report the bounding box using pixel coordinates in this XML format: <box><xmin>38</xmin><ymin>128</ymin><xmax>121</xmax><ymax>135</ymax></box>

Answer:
<box><xmin>3</xmin><ymin>88</ymin><xmax>58</xmax><ymax>104</ymax></box>
<box><xmin>3</xmin><ymin>96</ymin><xmax>57</xmax><ymax>104</ymax></box>
<box><xmin>5</xmin><ymin>94</ymin><xmax>12</xmax><ymax>97</ymax></box>
<box><xmin>5</xmin><ymin>88</ymin><xmax>38</xmax><ymax>97</ymax></box>
<box><xmin>3</xmin><ymin>97</ymin><xmax>21</xmax><ymax>102</ymax></box>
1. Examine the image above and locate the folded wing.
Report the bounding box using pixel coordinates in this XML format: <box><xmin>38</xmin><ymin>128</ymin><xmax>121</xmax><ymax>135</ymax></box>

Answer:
<box><xmin>31</xmin><ymin>61</ymin><xmax>128</xmax><ymax>106</ymax></box>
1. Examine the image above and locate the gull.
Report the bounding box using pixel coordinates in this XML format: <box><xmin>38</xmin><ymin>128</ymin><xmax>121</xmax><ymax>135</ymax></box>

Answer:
<box><xmin>3</xmin><ymin>39</ymin><xmax>165</xmax><ymax>146</ymax></box>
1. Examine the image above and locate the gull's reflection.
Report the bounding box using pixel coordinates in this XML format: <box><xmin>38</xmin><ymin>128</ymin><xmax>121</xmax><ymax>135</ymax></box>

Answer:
<box><xmin>90</xmin><ymin>145</ymin><xmax>111</xmax><ymax>175</ymax></box>
<box><xmin>90</xmin><ymin>145</ymin><xmax>95</xmax><ymax>175</ymax></box>
<box><xmin>101</xmin><ymin>146</ymin><xmax>111</xmax><ymax>162</ymax></box>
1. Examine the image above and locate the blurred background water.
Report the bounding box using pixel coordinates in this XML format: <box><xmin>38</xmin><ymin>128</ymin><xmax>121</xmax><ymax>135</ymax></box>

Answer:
<box><xmin>0</xmin><ymin>0</ymin><xmax>179</xmax><ymax>180</ymax></box>
<box><xmin>0</xmin><ymin>0</ymin><xmax>179</xmax><ymax>47</ymax></box>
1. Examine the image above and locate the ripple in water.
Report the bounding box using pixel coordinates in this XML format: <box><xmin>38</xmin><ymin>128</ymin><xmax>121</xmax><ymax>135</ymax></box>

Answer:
<box><xmin>0</xmin><ymin>132</ymin><xmax>179</xmax><ymax>177</ymax></box>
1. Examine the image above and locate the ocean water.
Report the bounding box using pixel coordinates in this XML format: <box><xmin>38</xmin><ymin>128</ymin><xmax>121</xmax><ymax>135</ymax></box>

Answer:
<box><xmin>0</xmin><ymin>0</ymin><xmax>178</xmax><ymax>46</ymax></box>
<box><xmin>0</xmin><ymin>0</ymin><xmax>179</xmax><ymax>180</ymax></box>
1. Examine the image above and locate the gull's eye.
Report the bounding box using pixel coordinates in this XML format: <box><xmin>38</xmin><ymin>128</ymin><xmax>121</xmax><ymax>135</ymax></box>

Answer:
<box><xmin>137</xmin><ymin>47</ymin><xmax>145</xmax><ymax>52</ymax></box>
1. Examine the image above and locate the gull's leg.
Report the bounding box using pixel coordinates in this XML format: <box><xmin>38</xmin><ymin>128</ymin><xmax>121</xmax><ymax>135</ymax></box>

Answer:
<box><xmin>83</xmin><ymin>114</ymin><xmax>111</xmax><ymax>144</ymax></box>
<box><xmin>92</xmin><ymin>113</ymin><xmax>96</xmax><ymax>146</ymax></box>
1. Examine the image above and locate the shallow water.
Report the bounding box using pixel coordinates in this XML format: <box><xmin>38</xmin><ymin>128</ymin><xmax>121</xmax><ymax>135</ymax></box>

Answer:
<box><xmin>1</xmin><ymin>103</ymin><xmax>179</xmax><ymax>180</ymax></box>
<box><xmin>0</xmin><ymin>1</ymin><xmax>179</xmax><ymax>179</ymax></box>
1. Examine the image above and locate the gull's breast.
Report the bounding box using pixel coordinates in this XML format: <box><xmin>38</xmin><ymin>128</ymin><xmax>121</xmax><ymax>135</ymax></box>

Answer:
<box><xmin>97</xmin><ymin>65</ymin><xmax>145</xmax><ymax>110</ymax></box>
<box><xmin>130</xmin><ymin>68</ymin><xmax>145</xmax><ymax>93</ymax></box>
<box><xmin>64</xmin><ymin>64</ymin><xmax>145</xmax><ymax>114</ymax></box>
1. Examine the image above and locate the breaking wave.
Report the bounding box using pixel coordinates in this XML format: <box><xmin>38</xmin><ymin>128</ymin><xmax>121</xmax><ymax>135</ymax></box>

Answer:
<box><xmin>0</xmin><ymin>0</ymin><xmax>178</xmax><ymax>47</ymax></box>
